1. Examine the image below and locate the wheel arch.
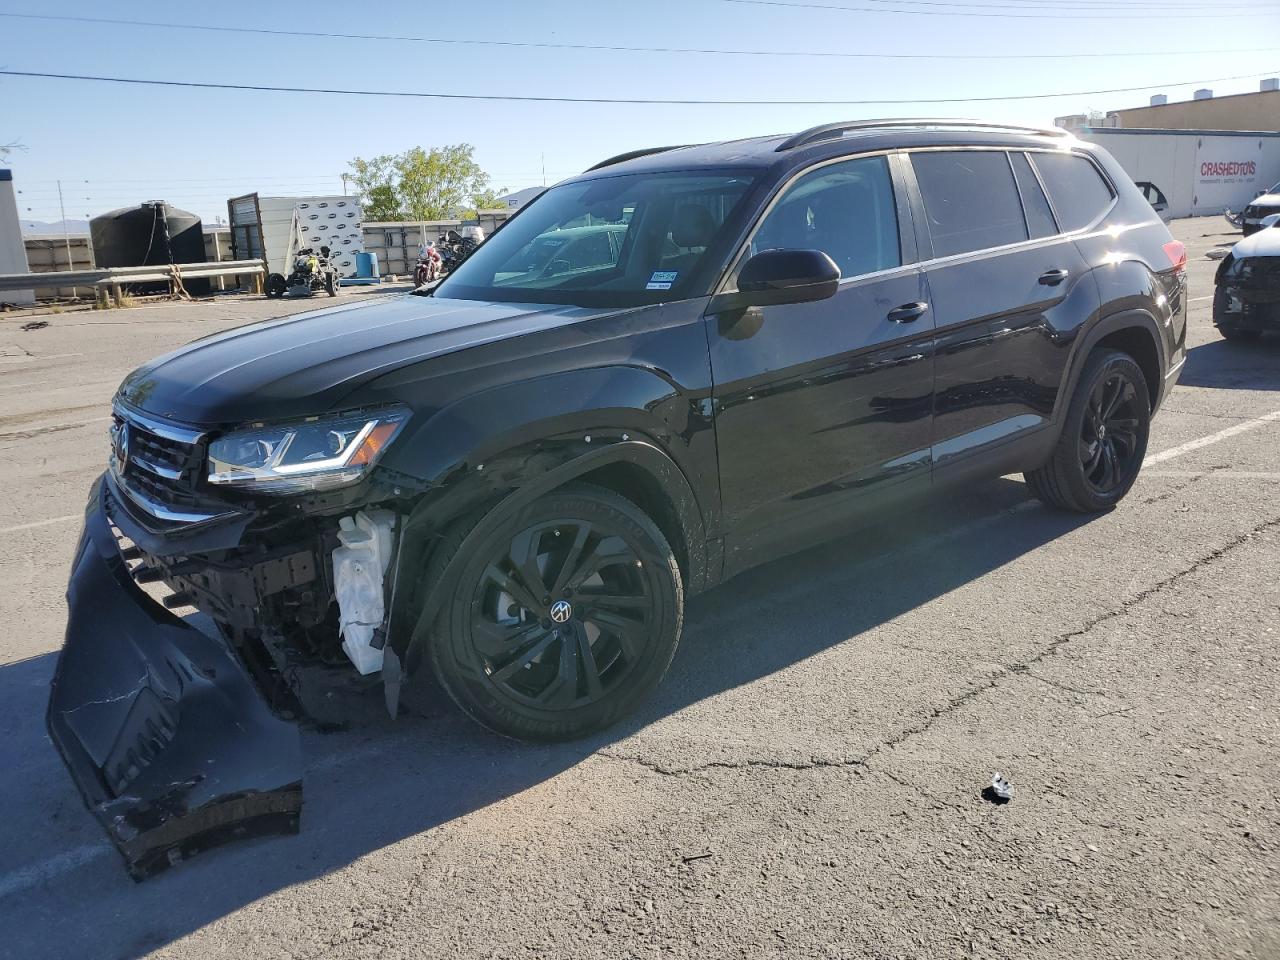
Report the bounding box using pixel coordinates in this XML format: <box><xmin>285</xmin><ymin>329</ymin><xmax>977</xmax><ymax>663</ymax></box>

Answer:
<box><xmin>388</xmin><ymin>436</ymin><xmax>709</xmax><ymax>675</ymax></box>
<box><xmin>1056</xmin><ymin>308</ymin><xmax>1168</xmax><ymax>422</ymax></box>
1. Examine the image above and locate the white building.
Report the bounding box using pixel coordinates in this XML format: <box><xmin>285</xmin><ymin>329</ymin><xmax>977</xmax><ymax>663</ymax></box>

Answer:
<box><xmin>1067</xmin><ymin>127</ymin><xmax>1280</xmax><ymax>219</ymax></box>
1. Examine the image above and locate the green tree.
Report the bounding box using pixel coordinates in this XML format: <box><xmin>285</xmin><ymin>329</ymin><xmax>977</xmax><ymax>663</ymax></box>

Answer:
<box><xmin>347</xmin><ymin>155</ymin><xmax>400</xmax><ymax>220</ymax></box>
<box><xmin>347</xmin><ymin>144</ymin><xmax>500</xmax><ymax>222</ymax></box>
<box><xmin>465</xmin><ymin>186</ymin><xmax>509</xmax><ymax>217</ymax></box>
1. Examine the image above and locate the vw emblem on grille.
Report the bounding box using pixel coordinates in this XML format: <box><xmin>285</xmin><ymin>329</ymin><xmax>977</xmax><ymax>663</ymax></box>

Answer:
<box><xmin>113</xmin><ymin>422</ymin><xmax>130</xmax><ymax>475</ymax></box>
<box><xmin>549</xmin><ymin>599</ymin><xmax>573</xmax><ymax>624</ymax></box>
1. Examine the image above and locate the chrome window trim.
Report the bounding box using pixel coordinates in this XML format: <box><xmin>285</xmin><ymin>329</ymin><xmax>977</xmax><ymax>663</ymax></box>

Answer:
<box><xmin>714</xmin><ymin>143</ymin><xmax>1123</xmax><ymax>298</ymax></box>
<box><xmin>113</xmin><ymin>401</ymin><xmax>207</xmax><ymax>445</ymax></box>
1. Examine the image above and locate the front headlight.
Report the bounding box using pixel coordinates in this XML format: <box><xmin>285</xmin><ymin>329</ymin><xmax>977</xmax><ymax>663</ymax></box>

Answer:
<box><xmin>207</xmin><ymin>407</ymin><xmax>409</xmax><ymax>494</ymax></box>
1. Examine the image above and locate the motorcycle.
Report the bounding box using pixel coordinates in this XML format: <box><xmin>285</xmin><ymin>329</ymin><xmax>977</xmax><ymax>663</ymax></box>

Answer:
<box><xmin>435</xmin><ymin>229</ymin><xmax>479</xmax><ymax>275</ymax></box>
<box><xmin>414</xmin><ymin>242</ymin><xmax>443</xmax><ymax>286</ymax></box>
<box><xmin>266</xmin><ymin>245</ymin><xmax>339</xmax><ymax>299</ymax></box>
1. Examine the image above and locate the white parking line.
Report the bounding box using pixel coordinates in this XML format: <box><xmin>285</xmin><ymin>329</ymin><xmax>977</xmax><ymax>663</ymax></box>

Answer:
<box><xmin>1146</xmin><ymin>470</ymin><xmax>1280</xmax><ymax>479</ymax></box>
<box><xmin>1188</xmin><ymin>294</ymin><xmax>1214</xmax><ymax>303</ymax></box>
<box><xmin>0</xmin><ymin>515</ymin><xmax>80</xmax><ymax>536</ymax></box>
<box><xmin>0</xmin><ymin>843</ymin><xmax>111</xmax><ymax>900</ymax></box>
<box><xmin>1146</xmin><ymin>409</ymin><xmax>1280</xmax><ymax>465</ymax></box>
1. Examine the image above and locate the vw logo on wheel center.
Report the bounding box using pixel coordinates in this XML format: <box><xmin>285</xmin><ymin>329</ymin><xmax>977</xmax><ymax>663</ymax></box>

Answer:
<box><xmin>549</xmin><ymin>599</ymin><xmax>573</xmax><ymax>624</ymax></box>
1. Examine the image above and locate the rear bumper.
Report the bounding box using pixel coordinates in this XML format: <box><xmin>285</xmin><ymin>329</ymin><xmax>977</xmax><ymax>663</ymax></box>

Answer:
<box><xmin>46</xmin><ymin>476</ymin><xmax>303</xmax><ymax>880</ymax></box>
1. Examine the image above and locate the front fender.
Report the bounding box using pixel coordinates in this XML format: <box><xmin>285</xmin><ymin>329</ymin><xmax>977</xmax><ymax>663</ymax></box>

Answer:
<box><xmin>383</xmin><ymin>363</ymin><xmax>705</xmax><ymax>486</ymax></box>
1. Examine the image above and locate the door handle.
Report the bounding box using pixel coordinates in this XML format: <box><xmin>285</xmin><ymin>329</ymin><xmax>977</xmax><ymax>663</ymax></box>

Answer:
<box><xmin>1038</xmin><ymin>268</ymin><xmax>1069</xmax><ymax>286</ymax></box>
<box><xmin>886</xmin><ymin>301</ymin><xmax>929</xmax><ymax>324</ymax></box>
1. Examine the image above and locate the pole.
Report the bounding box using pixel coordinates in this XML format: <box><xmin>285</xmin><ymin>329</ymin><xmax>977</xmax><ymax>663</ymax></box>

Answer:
<box><xmin>57</xmin><ymin>179</ymin><xmax>77</xmax><ymax>299</ymax></box>
<box><xmin>541</xmin><ymin>154</ymin><xmax>546</xmax><ymax>188</ymax></box>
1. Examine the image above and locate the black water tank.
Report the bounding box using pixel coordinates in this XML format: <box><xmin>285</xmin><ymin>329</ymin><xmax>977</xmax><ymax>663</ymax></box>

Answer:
<box><xmin>90</xmin><ymin>202</ymin><xmax>210</xmax><ymax>295</ymax></box>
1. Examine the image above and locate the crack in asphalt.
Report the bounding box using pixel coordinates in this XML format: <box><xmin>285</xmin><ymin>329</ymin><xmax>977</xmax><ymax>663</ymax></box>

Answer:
<box><xmin>599</xmin><ymin>513</ymin><xmax>1280</xmax><ymax>781</ymax></box>
<box><xmin>1141</xmin><ymin>467</ymin><xmax>1218</xmax><ymax>505</ymax></box>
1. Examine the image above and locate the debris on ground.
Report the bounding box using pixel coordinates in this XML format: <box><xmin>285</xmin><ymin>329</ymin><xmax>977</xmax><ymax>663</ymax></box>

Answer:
<box><xmin>1206</xmin><ymin>246</ymin><xmax>1233</xmax><ymax>260</ymax></box>
<box><xmin>20</xmin><ymin>320</ymin><xmax>49</xmax><ymax>331</ymax></box>
<box><xmin>985</xmin><ymin>772</ymin><xmax>1014</xmax><ymax>804</ymax></box>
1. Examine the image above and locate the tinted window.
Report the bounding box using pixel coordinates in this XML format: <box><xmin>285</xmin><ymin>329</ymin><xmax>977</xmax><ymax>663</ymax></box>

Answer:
<box><xmin>1031</xmin><ymin>152</ymin><xmax>1114</xmax><ymax>232</ymax></box>
<box><xmin>912</xmin><ymin>151</ymin><xmax>1028</xmax><ymax>257</ymax></box>
<box><xmin>1010</xmin><ymin>152</ymin><xmax>1058</xmax><ymax>239</ymax></box>
<box><xmin>752</xmin><ymin>156</ymin><xmax>900</xmax><ymax>279</ymax></box>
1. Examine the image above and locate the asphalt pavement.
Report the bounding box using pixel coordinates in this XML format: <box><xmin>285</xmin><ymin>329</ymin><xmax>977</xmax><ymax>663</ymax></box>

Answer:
<box><xmin>0</xmin><ymin>221</ymin><xmax>1277</xmax><ymax>960</ymax></box>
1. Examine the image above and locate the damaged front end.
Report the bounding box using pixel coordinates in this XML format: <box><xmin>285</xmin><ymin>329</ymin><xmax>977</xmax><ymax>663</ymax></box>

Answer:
<box><xmin>1215</xmin><ymin>249</ymin><xmax>1280</xmax><ymax>331</ymax></box>
<box><xmin>48</xmin><ymin>403</ymin><xmax>411</xmax><ymax>879</ymax></box>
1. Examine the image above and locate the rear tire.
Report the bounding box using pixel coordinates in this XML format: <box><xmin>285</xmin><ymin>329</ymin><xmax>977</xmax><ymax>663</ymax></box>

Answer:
<box><xmin>424</xmin><ymin>483</ymin><xmax>684</xmax><ymax>742</ymax></box>
<box><xmin>1025</xmin><ymin>349</ymin><xmax>1150</xmax><ymax>513</ymax></box>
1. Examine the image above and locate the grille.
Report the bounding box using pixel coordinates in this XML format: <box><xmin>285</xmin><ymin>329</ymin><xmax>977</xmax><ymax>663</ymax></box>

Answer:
<box><xmin>112</xmin><ymin>410</ymin><xmax>207</xmax><ymax>506</ymax></box>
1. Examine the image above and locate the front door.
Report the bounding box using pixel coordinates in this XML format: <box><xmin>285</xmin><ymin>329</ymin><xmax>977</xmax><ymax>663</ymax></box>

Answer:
<box><xmin>708</xmin><ymin>154</ymin><xmax>933</xmax><ymax>573</ymax></box>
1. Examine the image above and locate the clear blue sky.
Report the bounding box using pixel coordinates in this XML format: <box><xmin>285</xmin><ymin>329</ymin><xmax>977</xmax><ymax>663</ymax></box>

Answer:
<box><xmin>3</xmin><ymin>0</ymin><xmax>1279</xmax><ymax>225</ymax></box>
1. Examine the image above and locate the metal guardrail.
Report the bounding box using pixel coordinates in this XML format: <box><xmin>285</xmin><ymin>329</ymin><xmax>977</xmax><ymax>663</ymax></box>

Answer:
<box><xmin>0</xmin><ymin>260</ymin><xmax>267</xmax><ymax>303</ymax></box>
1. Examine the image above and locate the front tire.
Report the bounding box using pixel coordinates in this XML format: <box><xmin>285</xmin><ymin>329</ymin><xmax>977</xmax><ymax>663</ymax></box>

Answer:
<box><xmin>426</xmin><ymin>484</ymin><xmax>684</xmax><ymax>742</ymax></box>
<box><xmin>1025</xmin><ymin>349</ymin><xmax>1150</xmax><ymax>513</ymax></box>
<box><xmin>265</xmin><ymin>273</ymin><xmax>287</xmax><ymax>299</ymax></box>
<box><xmin>1217</xmin><ymin>323</ymin><xmax>1261</xmax><ymax>342</ymax></box>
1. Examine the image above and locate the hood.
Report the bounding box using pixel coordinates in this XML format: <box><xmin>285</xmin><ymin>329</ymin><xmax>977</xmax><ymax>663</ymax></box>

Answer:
<box><xmin>117</xmin><ymin>295</ymin><xmax>613</xmax><ymax>425</ymax></box>
<box><xmin>1231</xmin><ymin>226</ymin><xmax>1280</xmax><ymax>259</ymax></box>
<box><xmin>1250</xmin><ymin>193</ymin><xmax>1280</xmax><ymax>210</ymax></box>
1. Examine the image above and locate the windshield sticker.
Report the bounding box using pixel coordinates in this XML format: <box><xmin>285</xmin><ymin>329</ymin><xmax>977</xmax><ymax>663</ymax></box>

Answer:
<box><xmin>649</xmin><ymin>271</ymin><xmax>678</xmax><ymax>284</ymax></box>
<box><xmin>645</xmin><ymin>281</ymin><xmax>672</xmax><ymax>290</ymax></box>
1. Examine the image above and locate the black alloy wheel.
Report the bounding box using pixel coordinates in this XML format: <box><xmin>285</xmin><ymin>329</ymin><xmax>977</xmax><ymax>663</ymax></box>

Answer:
<box><xmin>1025</xmin><ymin>349</ymin><xmax>1150</xmax><ymax>513</ymax></box>
<box><xmin>427</xmin><ymin>484</ymin><xmax>683</xmax><ymax>741</ymax></box>
<box><xmin>1079</xmin><ymin>370</ymin><xmax>1142</xmax><ymax>496</ymax></box>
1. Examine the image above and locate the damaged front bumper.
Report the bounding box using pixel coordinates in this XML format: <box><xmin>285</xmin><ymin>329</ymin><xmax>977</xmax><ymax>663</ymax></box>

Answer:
<box><xmin>46</xmin><ymin>476</ymin><xmax>303</xmax><ymax>880</ymax></box>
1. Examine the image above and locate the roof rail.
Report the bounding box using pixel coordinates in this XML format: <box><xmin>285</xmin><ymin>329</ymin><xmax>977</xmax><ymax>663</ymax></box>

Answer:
<box><xmin>775</xmin><ymin>119</ymin><xmax>1072</xmax><ymax>152</ymax></box>
<box><xmin>584</xmin><ymin>145</ymin><xmax>690</xmax><ymax>172</ymax></box>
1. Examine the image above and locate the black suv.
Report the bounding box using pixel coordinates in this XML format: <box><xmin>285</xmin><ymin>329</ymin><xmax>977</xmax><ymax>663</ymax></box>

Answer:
<box><xmin>49</xmin><ymin>120</ymin><xmax>1187</xmax><ymax>877</ymax></box>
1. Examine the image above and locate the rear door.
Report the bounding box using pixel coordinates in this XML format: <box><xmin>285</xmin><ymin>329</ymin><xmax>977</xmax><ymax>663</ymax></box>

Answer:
<box><xmin>708</xmin><ymin>154</ymin><xmax>934</xmax><ymax>571</ymax></box>
<box><xmin>907</xmin><ymin>148</ymin><xmax>1097</xmax><ymax>472</ymax></box>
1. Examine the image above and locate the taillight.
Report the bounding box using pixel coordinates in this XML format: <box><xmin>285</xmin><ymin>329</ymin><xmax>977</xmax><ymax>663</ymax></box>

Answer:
<box><xmin>1163</xmin><ymin>240</ymin><xmax>1187</xmax><ymax>274</ymax></box>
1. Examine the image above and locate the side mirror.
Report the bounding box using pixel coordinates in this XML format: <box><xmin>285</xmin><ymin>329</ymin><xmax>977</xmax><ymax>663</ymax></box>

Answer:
<box><xmin>715</xmin><ymin>249</ymin><xmax>840</xmax><ymax>311</ymax></box>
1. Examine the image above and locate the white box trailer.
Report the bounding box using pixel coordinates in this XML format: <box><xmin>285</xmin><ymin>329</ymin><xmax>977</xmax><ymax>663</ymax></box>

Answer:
<box><xmin>1071</xmin><ymin>127</ymin><xmax>1280</xmax><ymax>219</ymax></box>
<box><xmin>228</xmin><ymin>193</ymin><xmax>364</xmax><ymax>282</ymax></box>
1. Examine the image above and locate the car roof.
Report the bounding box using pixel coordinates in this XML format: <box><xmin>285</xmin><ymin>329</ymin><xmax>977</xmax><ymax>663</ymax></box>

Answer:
<box><xmin>576</xmin><ymin>120</ymin><xmax>1083</xmax><ymax>182</ymax></box>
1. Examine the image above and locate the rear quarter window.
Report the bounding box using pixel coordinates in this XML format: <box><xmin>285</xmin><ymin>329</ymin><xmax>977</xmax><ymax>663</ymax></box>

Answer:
<box><xmin>1031</xmin><ymin>152</ymin><xmax>1115</xmax><ymax>232</ymax></box>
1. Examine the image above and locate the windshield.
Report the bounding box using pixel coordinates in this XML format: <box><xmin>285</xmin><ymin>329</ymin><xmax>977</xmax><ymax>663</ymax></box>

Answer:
<box><xmin>435</xmin><ymin>171</ymin><xmax>759</xmax><ymax>307</ymax></box>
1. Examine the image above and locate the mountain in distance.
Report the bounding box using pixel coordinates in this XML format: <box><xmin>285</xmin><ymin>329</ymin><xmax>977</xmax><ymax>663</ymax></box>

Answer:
<box><xmin>21</xmin><ymin>219</ymin><xmax>90</xmax><ymax>235</ymax></box>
